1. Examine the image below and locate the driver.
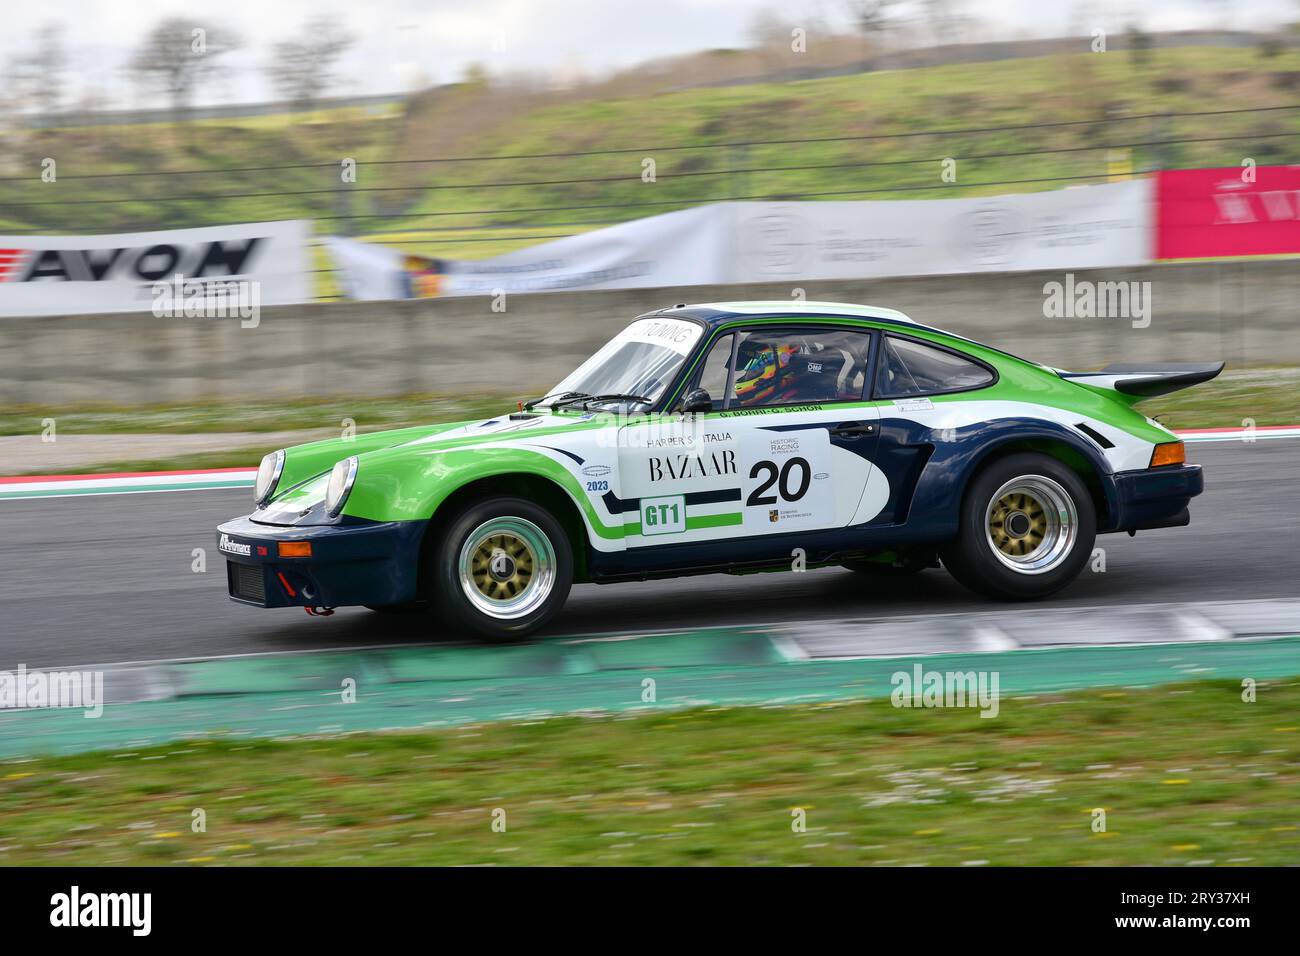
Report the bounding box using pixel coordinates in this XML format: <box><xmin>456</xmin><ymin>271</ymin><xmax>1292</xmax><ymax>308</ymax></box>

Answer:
<box><xmin>732</xmin><ymin>339</ymin><xmax>802</xmax><ymax>406</ymax></box>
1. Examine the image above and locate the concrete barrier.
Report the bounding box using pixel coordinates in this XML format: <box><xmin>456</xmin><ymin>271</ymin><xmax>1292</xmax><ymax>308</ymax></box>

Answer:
<box><xmin>0</xmin><ymin>260</ymin><xmax>1293</xmax><ymax>406</ymax></box>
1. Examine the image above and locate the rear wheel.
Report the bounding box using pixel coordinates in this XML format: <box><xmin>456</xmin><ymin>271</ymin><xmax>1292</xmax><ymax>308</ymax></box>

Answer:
<box><xmin>431</xmin><ymin>497</ymin><xmax>573</xmax><ymax>641</ymax></box>
<box><xmin>940</xmin><ymin>453</ymin><xmax>1095</xmax><ymax>600</ymax></box>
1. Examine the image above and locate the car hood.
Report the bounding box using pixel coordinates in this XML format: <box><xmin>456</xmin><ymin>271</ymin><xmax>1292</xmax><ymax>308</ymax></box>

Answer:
<box><xmin>250</xmin><ymin>410</ymin><xmax>602</xmax><ymax>526</ymax></box>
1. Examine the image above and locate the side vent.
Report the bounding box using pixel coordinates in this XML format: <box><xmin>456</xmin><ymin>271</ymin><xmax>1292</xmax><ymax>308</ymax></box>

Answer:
<box><xmin>1074</xmin><ymin>422</ymin><xmax>1115</xmax><ymax>449</ymax></box>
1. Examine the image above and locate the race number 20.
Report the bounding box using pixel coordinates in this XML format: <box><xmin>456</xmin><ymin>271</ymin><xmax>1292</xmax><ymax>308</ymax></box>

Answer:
<box><xmin>740</xmin><ymin>430</ymin><xmax>833</xmax><ymax>533</ymax></box>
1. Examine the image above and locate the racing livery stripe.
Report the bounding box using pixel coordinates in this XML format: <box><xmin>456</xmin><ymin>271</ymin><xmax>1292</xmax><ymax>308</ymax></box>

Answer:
<box><xmin>602</xmin><ymin>486</ymin><xmax>742</xmax><ymax>514</ymax></box>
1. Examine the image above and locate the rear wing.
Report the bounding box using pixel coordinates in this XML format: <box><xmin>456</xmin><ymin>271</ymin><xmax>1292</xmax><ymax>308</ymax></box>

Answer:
<box><xmin>1059</xmin><ymin>362</ymin><xmax>1225</xmax><ymax>401</ymax></box>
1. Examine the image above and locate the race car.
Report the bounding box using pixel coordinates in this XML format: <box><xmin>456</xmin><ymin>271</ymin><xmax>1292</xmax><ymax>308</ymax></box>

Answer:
<box><xmin>217</xmin><ymin>301</ymin><xmax>1220</xmax><ymax>640</ymax></box>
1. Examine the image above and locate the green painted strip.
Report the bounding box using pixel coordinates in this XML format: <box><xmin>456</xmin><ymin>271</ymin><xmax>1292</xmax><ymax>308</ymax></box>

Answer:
<box><xmin>687</xmin><ymin>512</ymin><xmax>743</xmax><ymax>530</ymax></box>
<box><xmin>4</xmin><ymin>635</ymin><xmax>1298</xmax><ymax>758</ymax></box>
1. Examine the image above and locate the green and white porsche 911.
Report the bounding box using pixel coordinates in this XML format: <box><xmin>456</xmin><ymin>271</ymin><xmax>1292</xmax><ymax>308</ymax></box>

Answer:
<box><xmin>217</xmin><ymin>301</ymin><xmax>1219</xmax><ymax>640</ymax></box>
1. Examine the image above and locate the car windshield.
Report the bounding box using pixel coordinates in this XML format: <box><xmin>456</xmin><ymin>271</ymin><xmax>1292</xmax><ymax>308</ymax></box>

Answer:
<box><xmin>540</xmin><ymin>318</ymin><xmax>703</xmax><ymax>409</ymax></box>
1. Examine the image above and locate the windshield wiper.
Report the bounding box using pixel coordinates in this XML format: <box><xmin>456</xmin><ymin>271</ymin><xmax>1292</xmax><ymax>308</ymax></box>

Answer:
<box><xmin>523</xmin><ymin>390</ymin><xmax>589</xmax><ymax>411</ymax></box>
<box><xmin>555</xmin><ymin>393</ymin><xmax>654</xmax><ymax>411</ymax></box>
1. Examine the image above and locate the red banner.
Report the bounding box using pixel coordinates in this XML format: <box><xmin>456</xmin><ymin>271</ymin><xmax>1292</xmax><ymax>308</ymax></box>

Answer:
<box><xmin>1156</xmin><ymin>166</ymin><xmax>1300</xmax><ymax>260</ymax></box>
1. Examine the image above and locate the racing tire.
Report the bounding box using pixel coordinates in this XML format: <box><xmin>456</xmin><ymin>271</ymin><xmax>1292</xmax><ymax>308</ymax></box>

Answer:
<box><xmin>430</xmin><ymin>496</ymin><xmax>573</xmax><ymax>642</ymax></box>
<box><xmin>939</xmin><ymin>453</ymin><xmax>1096</xmax><ymax>601</ymax></box>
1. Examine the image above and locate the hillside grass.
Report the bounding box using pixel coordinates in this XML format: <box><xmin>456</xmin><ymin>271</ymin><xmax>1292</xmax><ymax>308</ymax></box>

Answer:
<box><xmin>2</xmin><ymin>47</ymin><xmax>1297</xmax><ymax>261</ymax></box>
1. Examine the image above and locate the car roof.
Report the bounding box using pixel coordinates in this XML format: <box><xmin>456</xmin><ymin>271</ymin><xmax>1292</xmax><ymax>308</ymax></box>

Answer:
<box><xmin>645</xmin><ymin>300</ymin><xmax>924</xmax><ymax>333</ymax></box>
<box><xmin>642</xmin><ymin>300</ymin><xmax>1048</xmax><ymax>371</ymax></box>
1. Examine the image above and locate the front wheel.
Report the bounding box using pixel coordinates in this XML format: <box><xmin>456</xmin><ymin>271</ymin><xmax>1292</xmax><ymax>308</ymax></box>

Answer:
<box><xmin>940</xmin><ymin>453</ymin><xmax>1096</xmax><ymax>601</ymax></box>
<box><xmin>430</xmin><ymin>497</ymin><xmax>573</xmax><ymax>641</ymax></box>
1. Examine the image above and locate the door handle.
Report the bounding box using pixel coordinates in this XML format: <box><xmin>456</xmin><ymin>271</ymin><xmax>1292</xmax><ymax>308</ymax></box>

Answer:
<box><xmin>830</xmin><ymin>421</ymin><xmax>876</xmax><ymax>438</ymax></box>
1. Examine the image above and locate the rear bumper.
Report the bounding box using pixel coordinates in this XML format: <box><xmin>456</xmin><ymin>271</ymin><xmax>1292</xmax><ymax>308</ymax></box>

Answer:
<box><xmin>216</xmin><ymin>515</ymin><xmax>426</xmax><ymax>608</ymax></box>
<box><xmin>1102</xmin><ymin>463</ymin><xmax>1203</xmax><ymax>533</ymax></box>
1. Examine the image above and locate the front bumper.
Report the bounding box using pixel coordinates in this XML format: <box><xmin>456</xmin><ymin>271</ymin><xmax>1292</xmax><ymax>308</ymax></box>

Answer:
<box><xmin>1102</xmin><ymin>463</ymin><xmax>1204</xmax><ymax>533</ymax></box>
<box><xmin>216</xmin><ymin>515</ymin><xmax>426</xmax><ymax>608</ymax></box>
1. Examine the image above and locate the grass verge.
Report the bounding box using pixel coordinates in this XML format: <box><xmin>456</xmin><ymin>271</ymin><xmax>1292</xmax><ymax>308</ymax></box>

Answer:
<box><xmin>0</xmin><ymin>394</ymin><xmax>513</xmax><ymax>438</ymax></box>
<box><xmin>1</xmin><ymin>679</ymin><xmax>1296</xmax><ymax>865</ymax></box>
<box><xmin>1142</xmin><ymin>367</ymin><xmax>1300</xmax><ymax>430</ymax></box>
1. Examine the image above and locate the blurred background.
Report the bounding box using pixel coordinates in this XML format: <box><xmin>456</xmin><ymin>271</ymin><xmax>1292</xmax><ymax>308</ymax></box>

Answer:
<box><xmin>0</xmin><ymin>0</ymin><xmax>1298</xmax><ymax>452</ymax></box>
<box><xmin>0</xmin><ymin>2</ymin><xmax>1297</xmax><ymax>260</ymax></box>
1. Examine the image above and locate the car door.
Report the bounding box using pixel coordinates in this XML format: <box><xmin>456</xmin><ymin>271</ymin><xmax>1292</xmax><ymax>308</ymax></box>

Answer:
<box><xmin>617</xmin><ymin>324</ymin><xmax>883</xmax><ymax>546</ymax></box>
<box><xmin>866</xmin><ymin>332</ymin><xmax>999</xmax><ymax>524</ymax></box>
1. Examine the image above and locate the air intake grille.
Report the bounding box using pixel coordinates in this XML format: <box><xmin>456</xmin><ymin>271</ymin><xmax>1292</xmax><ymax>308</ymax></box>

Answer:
<box><xmin>229</xmin><ymin>561</ymin><xmax>266</xmax><ymax>604</ymax></box>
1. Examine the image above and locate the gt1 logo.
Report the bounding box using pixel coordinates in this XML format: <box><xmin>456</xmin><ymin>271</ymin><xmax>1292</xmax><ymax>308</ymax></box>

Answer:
<box><xmin>641</xmin><ymin>495</ymin><xmax>686</xmax><ymax>535</ymax></box>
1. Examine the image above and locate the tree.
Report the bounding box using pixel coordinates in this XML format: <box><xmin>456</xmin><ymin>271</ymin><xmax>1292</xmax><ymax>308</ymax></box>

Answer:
<box><xmin>844</xmin><ymin>0</ymin><xmax>903</xmax><ymax>66</ymax></box>
<box><xmin>845</xmin><ymin>0</ymin><xmax>902</xmax><ymax>42</ymax></box>
<box><xmin>1126</xmin><ymin>23</ymin><xmax>1154</xmax><ymax>67</ymax></box>
<box><xmin>266</xmin><ymin>16</ymin><xmax>355</xmax><ymax>108</ymax></box>
<box><xmin>8</xmin><ymin>22</ymin><xmax>67</xmax><ymax>117</ymax></box>
<box><xmin>129</xmin><ymin>17</ymin><xmax>241</xmax><ymax>117</ymax></box>
<box><xmin>919</xmin><ymin>0</ymin><xmax>963</xmax><ymax>46</ymax></box>
<box><xmin>748</xmin><ymin>7</ymin><xmax>792</xmax><ymax>50</ymax></box>
<box><xmin>748</xmin><ymin>7</ymin><xmax>795</xmax><ymax>77</ymax></box>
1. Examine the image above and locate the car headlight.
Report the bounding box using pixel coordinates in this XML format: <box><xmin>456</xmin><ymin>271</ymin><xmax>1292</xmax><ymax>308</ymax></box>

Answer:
<box><xmin>254</xmin><ymin>450</ymin><xmax>285</xmax><ymax>506</ymax></box>
<box><xmin>325</xmin><ymin>456</ymin><xmax>359</xmax><ymax>517</ymax></box>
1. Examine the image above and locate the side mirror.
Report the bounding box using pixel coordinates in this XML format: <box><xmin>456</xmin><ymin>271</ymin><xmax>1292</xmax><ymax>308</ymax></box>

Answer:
<box><xmin>678</xmin><ymin>388</ymin><xmax>713</xmax><ymax>414</ymax></box>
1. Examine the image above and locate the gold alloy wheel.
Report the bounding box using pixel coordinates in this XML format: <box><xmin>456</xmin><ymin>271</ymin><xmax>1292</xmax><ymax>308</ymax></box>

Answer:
<box><xmin>457</xmin><ymin>516</ymin><xmax>556</xmax><ymax>620</ymax></box>
<box><xmin>470</xmin><ymin>533</ymin><xmax>534</xmax><ymax>601</ymax></box>
<box><xmin>988</xmin><ymin>490</ymin><xmax>1048</xmax><ymax>558</ymax></box>
<box><xmin>982</xmin><ymin>475</ymin><xmax>1078</xmax><ymax>575</ymax></box>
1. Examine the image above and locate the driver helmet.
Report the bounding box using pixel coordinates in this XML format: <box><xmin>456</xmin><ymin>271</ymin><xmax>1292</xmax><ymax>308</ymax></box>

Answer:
<box><xmin>732</xmin><ymin>339</ymin><xmax>801</xmax><ymax>406</ymax></box>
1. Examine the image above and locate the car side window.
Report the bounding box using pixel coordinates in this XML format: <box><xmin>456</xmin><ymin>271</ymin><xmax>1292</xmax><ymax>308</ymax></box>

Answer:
<box><xmin>694</xmin><ymin>333</ymin><xmax>735</xmax><ymax>410</ymax></box>
<box><xmin>874</xmin><ymin>335</ymin><xmax>995</xmax><ymax>399</ymax></box>
<box><xmin>726</xmin><ymin>328</ymin><xmax>872</xmax><ymax>409</ymax></box>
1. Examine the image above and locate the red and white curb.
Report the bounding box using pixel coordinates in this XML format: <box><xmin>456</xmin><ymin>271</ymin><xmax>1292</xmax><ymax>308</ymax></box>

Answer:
<box><xmin>1</xmin><ymin>425</ymin><xmax>1295</xmax><ymax>501</ymax></box>
<box><xmin>1176</xmin><ymin>424</ymin><xmax>1300</xmax><ymax>443</ymax></box>
<box><xmin>0</xmin><ymin>467</ymin><xmax>256</xmax><ymax>501</ymax></box>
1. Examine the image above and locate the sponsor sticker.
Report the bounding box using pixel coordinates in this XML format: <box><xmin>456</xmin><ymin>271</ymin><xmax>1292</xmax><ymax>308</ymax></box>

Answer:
<box><xmin>893</xmin><ymin>397</ymin><xmax>934</xmax><ymax>412</ymax></box>
<box><xmin>640</xmin><ymin>495</ymin><xmax>686</xmax><ymax>536</ymax></box>
<box><xmin>218</xmin><ymin>533</ymin><xmax>252</xmax><ymax>557</ymax></box>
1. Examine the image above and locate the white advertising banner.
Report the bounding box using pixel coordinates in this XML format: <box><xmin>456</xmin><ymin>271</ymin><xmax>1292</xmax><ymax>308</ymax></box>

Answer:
<box><xmin>0</xmin><ymin>220</ymin><xmax>311</xmax><ymax>316</ymax></box>
<box><xmin>728</xmin><ymin>180</ymin><xmax>1153</xmax><ymax>282</ymax></box>
<box><xmin>326</xmin><ymin>205</ymin><xmax>730</xmax><ymax>300</ymax></box>
<box><xmin>324</xmin><ymin>181</ymin><xmax>1153</xmax><ymax>300</ymax></box>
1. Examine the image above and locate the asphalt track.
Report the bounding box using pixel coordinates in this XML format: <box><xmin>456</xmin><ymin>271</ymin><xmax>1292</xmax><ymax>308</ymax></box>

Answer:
<box><xmin>1</xmin><ymin>440</ymin><xmax>1296</xmax><ymax>670</ymax></box>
